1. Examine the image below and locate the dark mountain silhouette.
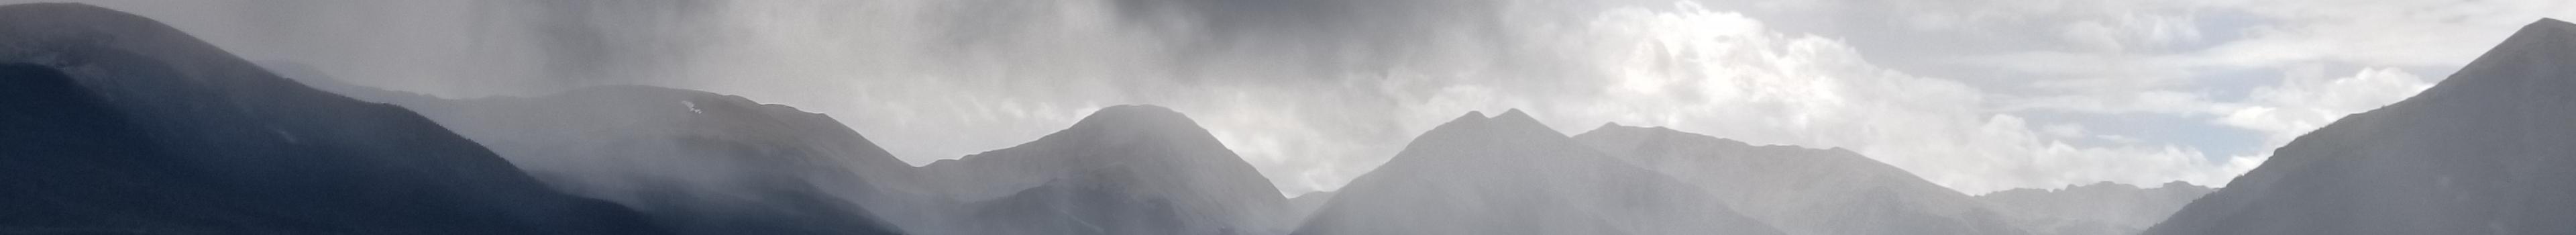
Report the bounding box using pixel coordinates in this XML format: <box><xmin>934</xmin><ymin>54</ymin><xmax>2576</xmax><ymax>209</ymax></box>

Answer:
<box><xmin>913</xmin><ymin>105</ymin><xmax>1294</xmax><ymax>234</ymax></box>
<box><xmin>1977</xmin><ymin>181</ymin><xmax>2212</xmax><ymax>235</ymax></box>
<box><xmin>1574</xmin><ymin>124</ymin><xmax>2029</xmax><ymax>235</ymax></box>
<box><xmin>270</xmin><ymin>71</ymin><xmax>912</xmax><ymax>235</ymax></box>
<box><xmin>1294</xmin><ymin>110</ymin><xmax>1783</xmax><ymax>235</ymax></box>
<box><xmin>0</xmin><ymin>3</ymin><xmax>661</xmax><ymax>234</ymax></box>
<box><xmin>2144</xmin><ymin>18</ymin><xmax>2576</xmax><ymax>235</ymax></box>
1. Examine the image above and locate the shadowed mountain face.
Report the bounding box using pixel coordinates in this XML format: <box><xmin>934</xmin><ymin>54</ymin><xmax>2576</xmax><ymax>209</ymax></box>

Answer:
<box><xmin>1976</xmin><ymin>181</ymin><xmax>2212</xmax><ymax>235</ymax></box>
<box><xmin>2144</xmin><ymin>18</ymin><xmax>2576</xmax><ymax>235</ymax></box>
<box><xmin>1573</xmin><ymin>124</ymin><xmax>2029</xmax><ymax>235</ymax></box>
<box><xmin>0</xmin><ymin>3</ymin><xmax>661</xmax><ymax>234</ymax></box>
<box><xmin>913</xmin><ymin>105</ymin><xmax>1293</xmax><ymax>234</ymax></box>
<box><xmin>1295</xmin><ymin>110</ymin><xmax>1783</xmax><ymax>235</ymax></box>
<box><xmin>273</xmin><ymin>77</ymin><xmax>911</xmax><ymax>235</ymax></box>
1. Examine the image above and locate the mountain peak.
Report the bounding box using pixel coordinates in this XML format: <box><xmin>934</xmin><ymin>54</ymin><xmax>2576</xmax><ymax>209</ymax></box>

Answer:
<box><xmin>951</xmin><ymin>104</ymin><xmax>1230</xmax><ymax>165</ymax></box>
<box><xmin>1</xmin><ymin>3</ymin><xmax>218</xmax><ymax>59</ymax></box>
<box><xmin>2369</xmin><ymin>17</ymin><xmax>2576</xmax><ymax>118</ymax></box>
<box><xmin>1495</xmin><ymin>108</ymin><xmax>1532</xmax><ymax>119</ymax></box>
<box><xmin>1449</xmin><ymin>111</ymin><xmax>1489</xmax><ymax>124</ymax></box>
<box><xmin>929</xmin><ymin>103</ymin><xmax>1265</xmax><ymax>195</ymax></box>
<box><xmin>1491</xmin><ymin>108</ymin><xmax>1542</xmax><ymax>125</ymax></box>
<box><xmin>914</xmin><ymin>104</ymin><xmax>1291</xmax><ymax>234</ymax></box>
<box><xmin>2</xmin><ymin>3</ymin><xmax>289</xmax><ymax>91</ymax></box>
<box><xmin>1063</xmin><ymin>104</ymin><xmax>1199</xmax><ymax>132</ymax></box>
<box><xmin>1556</xmin><ymin>122</ymin><xmax>1762</xmax><ymax>150</ymax></box>
<box><xmin>2431</xmin><ymin>17</ymin><xmax>2576</xmax><ymax>89</ymax></box>
<box><xmin>2539</xmin><ymin>17</ymin><xmax>2571</xmax><ymax>28</ymax></box>
<box><xmin>1424</xmin><ymin>111</ymin><xmax>1493</xmax><ymax>134</ymax></box>
<box><xmin>1096</xmin><ymin>104</ymin><xmax>1183</xmax><ymax>115</ymax></box>
<box><xmin>1486</xmin><ymin>108</ymin><xmax>1562</xmax><ymax>135</ymax></box>
<box><xmin>2501</xmin><ymin>17</ymin><xmax>2576</xmax><ymax>50</ymax></box>
<box><xmin>1415</xmin><ymin>109</ymin><xmax>1568</xmax><ymax>144</ymax></box>
<box><xmin>2157</xmin><ymin>181</ymin><xmax>2206</xmax><ymax>190</ymax></box>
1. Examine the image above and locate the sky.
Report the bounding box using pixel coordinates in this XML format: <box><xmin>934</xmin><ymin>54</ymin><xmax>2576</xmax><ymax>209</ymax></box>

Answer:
<box><xmin>23</xmin><ymin>0</ymin><xmax>2573</xmax><ymax>195</ymax></box>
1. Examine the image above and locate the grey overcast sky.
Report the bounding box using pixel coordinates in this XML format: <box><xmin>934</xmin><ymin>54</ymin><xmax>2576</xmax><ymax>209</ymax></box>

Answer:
<box><xmin>25</xmin><ymin>0</ymin><xmax>2571</xmax><ymax>195</ymax></box>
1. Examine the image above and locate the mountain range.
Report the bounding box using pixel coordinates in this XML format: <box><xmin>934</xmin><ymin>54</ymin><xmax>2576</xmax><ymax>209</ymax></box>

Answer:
<box><xmin>271</xmin><ymin>74</ymin><xmax>912</xmax><ymax>235</ymax></box>
<box><xmin>1295</xmin><ymin>110</ymin><xmax>1784</xmax><ymax>235</ymax></box>
<box><xmin>1575</xmin><ymin>124</ymin><xmax>2029</xmax><ymax>235</ymax></box>
<box><xmin>1977</xmin><ymin>181</ymin><xmax>2213</xmax><ymax>235</ymax></box>
<box><xmin>0</xmin><ymin>3</ymin><xmax>661</xmax><ymax>234</ymax></box>
<box><xmin>280</xmin><ymin>68</ymin><xmax>1297</xmax><ymax>235</ymax></box>
<box><xmin>17</xmin><ymin>3</ymin><xmax>2576</xmax><ymax>235</ymax></box>
<box><xmin>910</xmin><ymin>105</ymin><xmax>1295</xmax><ymax>234</ymax></box>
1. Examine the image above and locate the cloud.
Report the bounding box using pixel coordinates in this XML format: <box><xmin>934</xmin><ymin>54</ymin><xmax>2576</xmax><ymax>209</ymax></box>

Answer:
<box><xmin>2216</xmin><ymin>66</ymin><xmax>2432</xmax><ymax>147</ymax></box>
<box><xmin>1998</xmin><ymin>90</ymin><xmax>2220</xmax><ymax>115</ymax></box>
<box><xmin>1698</xmin><ymin>0</ymin><xmax>2561</xmax><ymax>185</ymax></box>
<box><xmin>2196</xmin><ymin>0</ymin><xmax>2576</xmax><ymax>68</ymax></box>
<box><xmin>1407</xmin><ymin>2</ymin><xmax>2249</xmax><ymax>193</ymax></box>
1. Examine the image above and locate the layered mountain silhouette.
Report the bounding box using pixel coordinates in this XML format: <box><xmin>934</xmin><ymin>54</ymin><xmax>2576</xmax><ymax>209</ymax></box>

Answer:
<box><xmin>276</xmin><ymin>61</ymin><xmax>1290</xmax><ymax>234</ymax></box>
<box><xmin>1574</xmin><ymin>124</ymin><xmax>2028</xmax><ymax>235</ymax></box>
<box><xmin>912</xmin><ymin>105</ymin><xmax>1294</xmax><ymax>234</ymax></box>
<box><xmin>0</xmin><ymin>3</ymin><xmax>661</xmax><ymax>234</ymax></box>
<box><xmin>270</xmin><ymin>71</ymin><xmax>912</xmax><ymax>235</ymax></box>
<box><xmin>1977</xmin><ymin>181</ymin><xmax>2211</xmax><ymax>235</ymax></box>
<box><xmin>1295</xmin><ymin>110</ymin><xmax>1783</xmax><ymax>235</ymax></box>
<box><xmin>2145</xmin><ymin>18</ymin><xmax>2576</xmax><ymax>235</ymax></box>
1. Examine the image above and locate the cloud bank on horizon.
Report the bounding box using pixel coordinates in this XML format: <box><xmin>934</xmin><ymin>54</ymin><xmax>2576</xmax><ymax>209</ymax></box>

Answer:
<box><xmin>34</xmin><ymin>0</ymin><xmax>2570</xmax><ymax>195</ymax></box>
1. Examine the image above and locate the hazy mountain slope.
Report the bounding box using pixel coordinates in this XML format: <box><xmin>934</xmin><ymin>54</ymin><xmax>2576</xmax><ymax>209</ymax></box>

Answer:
<box><xmin>1574</xmin><ymin>124</ymin><xmax>2027</xmax><ymax>235</ymax></box>
<box><xmin>1976</xmin><ymin>181</ymin><xmax>2212</xmax><ymax>235</ymax></box>
<box><xmin>0</xmin><ymin>3</ymin><xmax>661</xmax><ymax>234</ymax></box>
<box><xmin>287</xmin><ymin>82</ymin><xmax>912</xmax><ymax>235</ymax></box>
<box><xmin>2144</xmin><ymin>18</ymin><xmax>2576</xmax><ymax>235</ymax></box>
<box><xmin>914</xmin><ymin>105</ymin><xmax>1293</xmax><ymax>234</ymax></box>
<box><xmin>1284</xmin><ymin>191</ymin><xmax>1336</xmax><ymax>226</ymax></box>
<box><xmin>1294</xmin><ymin>110</ymin><xmax>1782</xmax><ymax>235</ymax></box>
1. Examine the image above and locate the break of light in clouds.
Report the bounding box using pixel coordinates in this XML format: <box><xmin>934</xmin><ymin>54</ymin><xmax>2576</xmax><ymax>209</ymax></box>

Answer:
<box><xmin>34</xmin><ymin>0</ymin><xmax>2571</xmax><ymax>195</ymax></box>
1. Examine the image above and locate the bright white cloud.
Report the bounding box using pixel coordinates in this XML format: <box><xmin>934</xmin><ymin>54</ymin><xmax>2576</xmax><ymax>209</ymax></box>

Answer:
<box><xmin>2217</xmin><ymin>66</ymin><xmax>2433</xmax><ymax>148</ymax></box>
<box><xmin>1712</xmin><ymin>0</ymin><xmax>2561</xmax><ymax>189</ymax></box>
<box><xmin>1432</xmin><ymin>2</ymin><xmax>2251</xmax><ymax>193</ymax></box>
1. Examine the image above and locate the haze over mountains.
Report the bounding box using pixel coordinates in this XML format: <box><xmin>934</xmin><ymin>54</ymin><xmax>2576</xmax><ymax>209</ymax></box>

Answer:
<box><xmin>274</xmin><ymin>75</ymin><xmax>911</xmax><ymax>235</ymax></box>
<box><xmin>1575</xmin><ymin>124</ymin><xmax>2027</xmax><ymax>235</ymax></box>
<box><xmin>1295</xmin><ymin>110</ymin><xmax>1784</xmax><ymax>235</ymax></box>
<box><xmin>1977</xmin><ymin>181</ymin><xmax>2213</xmax><ymax>235</ymax></box>
<box><xmin>908</xmin><ymin>105</ymin><xmax>1295</xmax><ymax>234</ymax></box>
<box><xmin>1283</xmin><ymin>191</ymin><xmax>1337</xmax><ymax>226</ymax></box>
<box><xmin>13</xmin><ymin>3</ymin><xmax>2576</xmax><ymax>235</ymax></box>
<box><xmin>278</xmin><ymin>66</ymin><xmax>1293</xmax><ymax>234</ymax></box>
<box><xmin>285</xmin><ymin>67</ymin><xmax>1293</xmax><ymax>234</ymax></box>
